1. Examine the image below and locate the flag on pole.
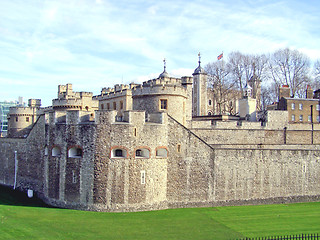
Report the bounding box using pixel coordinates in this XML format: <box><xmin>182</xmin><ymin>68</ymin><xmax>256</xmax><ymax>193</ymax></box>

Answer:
<box><xmin>217</xmin><ymin>53</ymin><xmax>223</xmax><ymax>60</ymax></box>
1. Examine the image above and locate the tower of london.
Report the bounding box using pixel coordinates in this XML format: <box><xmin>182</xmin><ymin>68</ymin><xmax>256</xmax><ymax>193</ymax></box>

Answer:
<box><xmin>1</xmin><ymin>57</ymin><xmax>320</xmax><ymax>212</ymax></box>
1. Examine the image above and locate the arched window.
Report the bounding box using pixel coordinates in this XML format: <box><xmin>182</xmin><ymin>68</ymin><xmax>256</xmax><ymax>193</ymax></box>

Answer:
<box><xmin>52</xmin><ymin>146</ymin><xmax>61</xmax><ymax>157</ymax></box>
<box><xmin>68</xmin><ymin>147</ymin><xmax>82</xmax><ymax>158</ymax></box>
<box><xmin>111</xmin><ymin>148</ymin><xmax>127</xmax><ymax>158</ymax></box>
<box><xmin>135</xmin><ymin>148</ymin><xmax>150</xmax><ymax>158</ymax></box>
<box><xmin>156</xmin><ymin>147</ymin><xmax>168</xmax><ymax>158</ymax></box>
<box><xmin>208</xmin><ymin>112</ymin><xmax>212</xmax><ymax>116</ymax></box>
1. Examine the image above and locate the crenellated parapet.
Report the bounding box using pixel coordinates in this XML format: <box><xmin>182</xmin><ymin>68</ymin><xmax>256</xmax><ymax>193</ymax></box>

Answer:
<box><xmin>47</xmin><ymin>109</ymin><xmax>167</xmax><ymax>126</ymax></box>
<box><xmin>53</xmin><ymin>84</ymin><xmax>98</xmax><ymax>111</ymax></box>
<box><xmin>132</xmin><ymin>78</ymin><xmax>189</xmax><ymax>98</ymax></box>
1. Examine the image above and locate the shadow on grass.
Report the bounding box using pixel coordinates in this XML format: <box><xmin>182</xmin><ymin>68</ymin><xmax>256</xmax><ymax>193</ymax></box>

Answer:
<box><xmin>0</xmin><ymin>184</ymin><xmax>53</xmax><ymax>208</ymax></box>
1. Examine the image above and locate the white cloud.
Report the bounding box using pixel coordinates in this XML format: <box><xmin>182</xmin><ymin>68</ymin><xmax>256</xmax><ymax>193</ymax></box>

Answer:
<box><xmin>0</xmin><ymin>0</ymin><xmax>320</xmax><ymax>105</ymax></box>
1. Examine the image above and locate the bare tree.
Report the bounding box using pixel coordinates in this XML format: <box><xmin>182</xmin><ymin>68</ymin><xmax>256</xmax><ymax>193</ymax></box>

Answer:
<box><xmin>205</xmin><ymin>60</ymin><xmax>237</xmax><ymax>115</ymax></box>
<box><xmin>227</xmin><ymin>51</ymin><xmax>246</xmax><ymax>96</ymax></box>
<box><xmin>261</xmin><ymin>82</ymin><xmax>278</xmax><ymax>110</ymax></box>
<box><xmin>314</xmin><ymin>60</ymin><xmax>320</xmax><ymax>79</ymax></box>
<box><xmin>269</xmin><ymin>48</ymin><xmax>311</xmax><ymax>98</ymax></box>
<box><xmin>228</xmin><ymin>52</ymin><xmax>268</xmax><ymax>97</ymax></box>
<box><xmin>312</xmin><ymin>60</ymin><xmax>320</xmax><ymax>90</ymax></box>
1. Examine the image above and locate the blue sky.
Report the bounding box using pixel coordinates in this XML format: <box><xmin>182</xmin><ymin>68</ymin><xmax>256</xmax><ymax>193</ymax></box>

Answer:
<box><xmin>1</xmin><ymin>0</ymin><xmax>320</xmax><ymax>106</ymax></box>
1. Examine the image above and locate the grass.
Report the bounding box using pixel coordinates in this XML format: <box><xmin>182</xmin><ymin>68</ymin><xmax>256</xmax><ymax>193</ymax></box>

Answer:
<box><xmin>0</xmin><ymin>185</ymin><xmax>320</xmax><ymax>240</ymax></box>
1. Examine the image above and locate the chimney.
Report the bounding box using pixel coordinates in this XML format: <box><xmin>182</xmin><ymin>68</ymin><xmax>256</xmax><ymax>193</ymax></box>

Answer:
<box><xmin>306</xmin><ymin>85</ymin><xmax>313</xmax><ymax>99</ymax></box>
<box><xmin>279</xmin><ymin>85</ymin><xmax>290</xmax><ymax>100</ymax></box>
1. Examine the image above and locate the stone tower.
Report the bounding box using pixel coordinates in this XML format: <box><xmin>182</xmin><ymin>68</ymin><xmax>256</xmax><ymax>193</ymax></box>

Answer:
<box><xmin>192</xmin><ymin>53</ymin><xmax>208</xmax><ymax>116</ymax></box>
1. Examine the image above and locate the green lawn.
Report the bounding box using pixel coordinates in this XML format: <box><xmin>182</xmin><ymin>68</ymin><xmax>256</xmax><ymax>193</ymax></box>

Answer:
<box><xmin>0</xmin><ymin>185</ymin><xmax>320</xmax><ymax>240</ymax></box>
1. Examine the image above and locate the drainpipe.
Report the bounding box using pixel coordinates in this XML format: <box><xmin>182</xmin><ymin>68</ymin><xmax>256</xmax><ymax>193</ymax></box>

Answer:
<box><xmin>311</xmin><ymin>105</ymin><xmax>314</xmax><ymax>144</ymax></box>
<box><xmin>13</xmin><ymin>151</ymin><xmax>18</xmax><ymax>189</ymax></box>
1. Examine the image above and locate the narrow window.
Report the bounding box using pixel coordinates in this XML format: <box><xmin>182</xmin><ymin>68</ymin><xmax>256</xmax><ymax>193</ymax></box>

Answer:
<box><xmin>44</xmin><ymin>146</ymin><xmax>48</xmax><ymax>156</ymax></box>
<box><xmin>113</xmin><ymin>102</ymin><xmax>116</xmax><ymax>110</ymax></box>
<box><xmin>141</xmin><ymin>170</ymin><xmax>146</xmax><ymax>184</ymax></box>
<box><xmin>120</xmin><ymin>101</ymin><xmax>123</xmax><ymax>109</ymax></box>
<box><xmin>291</xmin><ymin>103</ymin><xmax>295</xmax><ymax>110</ymax></box>
<box><xmin>291</xmin><ymin>115</ymin><xmax>295</xmax><ymax>121</ymax></box>
<box><xmin>101</xmin><ymin>104</ymin><xmax>104</xmax><ymax>110</ymax></box>
<box><xmin>316</xmin><ymin>105</ymin><xmax>320</xmax><ymax>111</ymax></box>
<box><xmin>160</xmin><ymin>99</ymin><xmax>168</xmax><ymax>110</ymax></box>
<box><xmin>134</xmin><ymin>128</ymin><xmax>137</xmax><ymax>137</ymax></box>
<box><xmin>26</xmin><ymin>117</ymin><xmax>29</xmax><ymax>122</ymax></box>
<box><xmin>308</xmin><ymin>115</ymin><xmax>311</xmax><ymax>122</ymax></box>
<box><xmin>299</xmin><ymin>103</ymin><xmax>303</xmax><ymax>110</ymax></box>
<box><xmin>72</xmin><ymin>170</ymin><xmax>77</xmax><ymax>183</ymax></box>
<box><xmin>107</xmin><ymin>103</ymin><xmax>110</xmax><ymax>110</ymax></box>
<box><xmin>15</xmin><ymin>117</ymin><xmax>18</xmax><ymax>122</ymax></box>
<box><xmin>299</xmin><ymin>115</ymin><xmax>303</xmax><ymax>121</ymax></box>
<box><xmin>209</xmin><ymin>99</ymin><xmax>212</xmax><ymax>106</ymax></box>
<box><xmin>177</xmin><ymin>144</ymin><xmax>181</xmax><ymax>153</ymax></box>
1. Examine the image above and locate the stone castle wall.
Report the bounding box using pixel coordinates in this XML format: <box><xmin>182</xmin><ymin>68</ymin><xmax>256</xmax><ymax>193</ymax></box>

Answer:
<box><xmin>1</xmin><ymin>110</ymin><xmax>320</xmax><ymax>212</ymax></box>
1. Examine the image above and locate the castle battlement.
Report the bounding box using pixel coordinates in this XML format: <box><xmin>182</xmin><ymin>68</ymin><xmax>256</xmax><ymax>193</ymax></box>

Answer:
<box><xmin>94</xmin><ymin>87</ymin><xmax>132</xmax><ymax>100</ymax></box>
<box><xmin>47</xmin><ymin>109</ymin><xmax>166</xmax><ymax>126</ymax></box>
<box><xmin>8</xmin><ymin>106</ymin><xmax>42</xmax><ymax>116</ymax></box>
<box><xmin>132</xmin><ymin>82</ymin><xmax>188</xmax><ymax>97</ymax></box>
<box><xmin>142</xmin><ymin>77</ymin><xmax>182</xmax><ymax>87</ymax></box>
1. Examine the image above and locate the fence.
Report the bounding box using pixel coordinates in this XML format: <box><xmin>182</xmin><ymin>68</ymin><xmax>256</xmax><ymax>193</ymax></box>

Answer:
<box><xmin>236</xmin><ymin>233</ymin><xmax>319</xmax><ymax>240</ymax></box>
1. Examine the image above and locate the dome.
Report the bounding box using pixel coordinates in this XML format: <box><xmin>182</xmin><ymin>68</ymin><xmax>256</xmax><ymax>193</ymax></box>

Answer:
<box><xmin>193</xmin><ymin>53</ymin><xmax>207</xmax><ymax>75</ymax></box>
<box><xmin>193</xmin><ymin>65</ymin><xmax>206</xmax><ymax>74</ymax></box>
<box><xmin>159</xmin><ymin>70</ymin><xmax>169</xmax><ymax>78</ymax></box>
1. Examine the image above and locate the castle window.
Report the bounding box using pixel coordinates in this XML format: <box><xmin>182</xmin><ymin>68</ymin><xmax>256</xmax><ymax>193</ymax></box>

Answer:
<box><xmin>15</xmin><ymin>117</ymin><xmax>18</xmax><ymax>122</ymax></box>
<box><xmin>44</xmin><ymin>146</ymin><xmax>48</xmax><ymax>156</ymax></box>
<box><xmin>308</xmin><ymin>115</ymin><xmax>312</xmax><ymax>122</ymax></box>
<box><xmin>316</xmin><ymin>105</ymin><xmax>320</xmax><ymax>111</ymax></box>
<box><xmin>101</xmin><ymin>104</ymin><xmax>104</xmax><ymax>110</ymax></box>
<box><xmin>26</xmin><ymin>117</ymin><xmax>29</xmax><ymax>122</ymax></box>
<box><xmin>177</xmin><ymin>144</ymin><xmax>181</xmax><ymax>153</ymax></box>
<box><xmin>107</xmin><ymin>103</ymin><xmax>110</xmax><ymax>110</ymax></box>
<box><xmin>291</xmin><ymin>115</ymin><xmax>295</xmax><ymax>121</ymax></box>
<box><xmin>68</xmin><ymin>147</ymin><xmax>82</xmax><ymax>158</ymax></box>
<box><xmin>291</xmin><ymin>103</ymin><xmax>295</xmax><ymax>110</ymax></box>
<box><xmin>120</xmin><ymin>101</ymin><xmax>123</xmax><ymax>109</ymax></box>
<box><xmin>299</xmin><ymin>103</ymin><xmax>303</xmax><ymax>110</ymax></box>
<box><xmin>72</xmin><ymin>170</ymin><xmax>77</xmax><ymax>183</ymax></box>
<box><xmin>134</xmin><ymin>128</ymin><xmax>137</xmax><ymax>137</ymax></box>
<box><xmin>141</xmin><ymin>170</ymin><xmax>146</xmax><ymax>184</ymax></box>
<box><xmin>160</xmin><ymin>99</ymin><xmax>168</xmax><ymax>110</ymax></box>
<box><xmin>52</xmin><ymin>146</ymin><xmax>61</xmax><ymax>157</ymax></box>
<box><xmin>299</xmin><ymin>115</ymin><xmax>303</xmax><ymax>121</ymax></box>
<box><xmin>156</xmin><ymin>148</ymin><xmax>168</xmax><ymax>158</ymax></box>
<box><xmin>209</xmin><ymin>100</ymin><xmax>212</xmax><ymax>106</ymax></box>
<box><xmin>135</xmin><ymin>148</ymin><xmax>150</xmax><ymax>158</ymax></box>
<box><xmin>113</xmin><ymin>102</ymin><xmax>116</xmax><ymax>110</ymax></box>
<box><xmin>208</xmin><ymin>112</ymin><xmax>212</xmax><ymax>116</ymax></box>
<box><xmin>111</xmin><ymin>148</ymin><xmax>127</xmax><ymax>158</ymax></box>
